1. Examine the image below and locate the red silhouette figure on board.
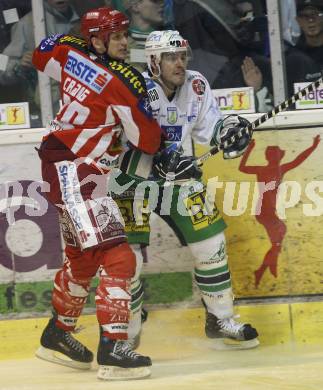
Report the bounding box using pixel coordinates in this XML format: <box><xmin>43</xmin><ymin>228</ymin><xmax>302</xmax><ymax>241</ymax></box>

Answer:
<box><xmin>239</xmin><ymin>136</ymin><xmax>320</xmax><ymax>286</ymax></box>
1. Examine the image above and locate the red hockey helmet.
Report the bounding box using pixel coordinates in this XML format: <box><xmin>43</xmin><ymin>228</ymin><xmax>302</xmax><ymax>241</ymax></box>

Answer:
<box><xmin>81</xmin><ymin>7</ymin><xmax>129</xmax><ymax>46</ymax></box>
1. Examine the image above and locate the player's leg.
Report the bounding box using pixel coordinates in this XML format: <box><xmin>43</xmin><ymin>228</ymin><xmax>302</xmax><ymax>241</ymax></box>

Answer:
<box><xmin>36</xmin><ymin>159</ymin><xmax>151</xmax><ymax>377</ymax></box>
<box><xmin>113</xmin><ymin>181</ymin><xmax>151</xmax><ymax>350</ymax></box>
<box><xmin>188</xmin><ymin>233</ymin><xmax>259</xmax><ymax>350</ymax></box>
<box><xmin>35</xmin><ymin>244</ymin><xmax>96</xmax><ymax>369</ymax></box>
<box><xmin>35</xmin><ymin>159</ymin><xmax>108</xmax><ymax>369</ymax></box>
<box><xmin>95</xmin><ymin>241</ymin><xmax>151</xmax><ymax>380</ymax></box>
<box><xmin>172</xmin><ymin>182</ymin><xmax>259</xmax><ymax>349</ymax></box>
<box><xmin>128</xmin><ymin>244</ymin><xmax>146</xmax><ymax>349</ymax></box>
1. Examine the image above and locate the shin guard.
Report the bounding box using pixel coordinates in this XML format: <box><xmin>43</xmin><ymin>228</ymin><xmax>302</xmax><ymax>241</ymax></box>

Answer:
<box><xmin>128</xmin><ymin>245</ymin><xmax>145</xmax><ymax>342</ymax></box>
<box><xmin>52</xmin><ymin>268</ymin><xmax>91</xmax><ymax>331</ymax></box>
<box><xmin>189</xmin><ymin>232</ymin><xmax>234</xmax><ymax>319</ymax></box>
<box><xmin>96</xmin><ymin>274</ymin><xmax>131</xmax><ymax>339</ymax></box>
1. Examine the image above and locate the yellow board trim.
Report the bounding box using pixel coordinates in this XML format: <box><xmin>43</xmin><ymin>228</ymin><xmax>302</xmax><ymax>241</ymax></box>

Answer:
<box><xmin>1</xmin><ymin>302</ymin><xmax>323</xmax><ymax>361</ymax></box>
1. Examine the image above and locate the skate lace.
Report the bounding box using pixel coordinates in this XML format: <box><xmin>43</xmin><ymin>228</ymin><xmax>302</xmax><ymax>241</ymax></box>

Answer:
<box><xmin>217</xmin><ymin>315</ymin><xmax>244</xmax><ymax>336</ymax></box>
<box><xmin>72</xmin><ymin>325</ymin><xmax>85</xmax><ymax>334</ymax></box>
<box><xmin>63</xmin><ymin>332</ymin><xmax>85</xmax><ymax>353</ymax></box>
<box><xmin>115</xmin><ymin>341</ymin><xmax>141</xmax><ymax>359</ymax></box>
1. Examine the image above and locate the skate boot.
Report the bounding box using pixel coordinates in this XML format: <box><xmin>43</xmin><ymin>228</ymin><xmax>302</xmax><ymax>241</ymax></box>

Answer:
<box><xmin>205</xmin><ymin>310</ymin><xmax>259</xmax><ymax>350</ymax></box>
<box><xmin>97</xmin><ymin>334</ymin><xmax>152</xmax><ymax>380</ymax></box>
<box><xmin>35</xmin><ymin>315</ymin><xmax>93</xmax><ymax>369</ymax></box>
<box><xmin>128</xmin><ymin>307</ymin><xmax>148</xmax><ymax>350</ymax></box>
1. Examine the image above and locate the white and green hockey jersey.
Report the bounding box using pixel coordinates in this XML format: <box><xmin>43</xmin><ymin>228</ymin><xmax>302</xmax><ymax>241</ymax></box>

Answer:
<box><xmin>143</xmin><ymin>70</ymin><xmax>223</xmax><ymax>155</ymax></box>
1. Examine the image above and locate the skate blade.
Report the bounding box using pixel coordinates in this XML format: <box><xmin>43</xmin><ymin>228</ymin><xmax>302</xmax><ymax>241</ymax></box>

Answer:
<box><xmin>35</xmin><ymin>346</ymin><xmax>91</xmax><ymax>370</ymax></box>
<box><xmin>97</xmin><ymin>365</ymin><xmax>151</xmax><ymax>381</ymax></box>
<box><xmin>213</xmin><ymin>337</ymin><xmax>260</xmax><ymax>350</ymax></box>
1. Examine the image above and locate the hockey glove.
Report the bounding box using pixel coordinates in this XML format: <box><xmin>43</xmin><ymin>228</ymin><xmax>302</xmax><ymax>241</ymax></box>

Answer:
<box><xmin>152</xmin><ymin>148</ymin><xmax>202</xmax><ymax>181</ymax></box>
<box><xmin>212</xmin><ymin>115</ymin><xmax>252</xmax><ymax>159</ymax></box>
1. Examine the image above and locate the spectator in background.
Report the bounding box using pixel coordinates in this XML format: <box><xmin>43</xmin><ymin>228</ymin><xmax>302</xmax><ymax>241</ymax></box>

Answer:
<box><xmin>233</xmin><ymin>0</ymin><xmax>269</xmax><ymax>56</ymax></box>
<box><xmin>0</xmin><ymin>1</ymin><xmax>31</xmax><ymax>52</ymax></box>
<box><xmin>70</xmin><ymin>0</ymin><xmax>106</xmax><ymax>17</ymax></box>
<box><xmin>110</xmin><ymin>0</ymin><xmax>165</xmax><ymax>72</ymax></box>
<box><xmin>173</xmin><ymin>0</ymin><xmax>239</xmax><ymax>87</ymax></box>
<box><xmin>213</xmin><ymin>55</ymin><xmax>273</xmax><ymax>113</ymax></box>
<box><xmin>286</xmin><ymin>0</ymin><xmax>323</xmax><ymax>95</ymax></box>
<box><xmin>0</xmin><ymin>0</ymin><xmax>79</xmax><ymax>122</ymax></box>
<box><xmin>172</xmin><ymin>0</ymin><xmax>272</xmax><ymax>112</ymax></box>
<box><xmin>211</xmin><ymin>0</ymin><xmax>273</xmax><ymax>112</ymax></box>
<box><xmin>0</xmin><ymin>1</ymin><xmax>31</xmax><ymax>104</ymax></box>
<box><xmin>280</xmin><ymin>0</ymin><xmax>301</xmax><ymax>47</ymax></box>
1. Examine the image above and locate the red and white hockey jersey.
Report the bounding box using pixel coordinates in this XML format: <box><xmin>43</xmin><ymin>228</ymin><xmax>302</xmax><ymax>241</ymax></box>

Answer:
<box><xmin>32</xmin><ymin>34</ymin><xmax>162</xmax><ymax>171</ymax></box>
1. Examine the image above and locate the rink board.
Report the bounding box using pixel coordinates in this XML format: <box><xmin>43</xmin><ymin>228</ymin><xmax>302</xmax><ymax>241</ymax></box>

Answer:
<box><xmin>0</xmin><ymin>116</ymin><xmax>323</xmax><ymax>317</ymax></box>
<box><xmin>197</xmin><ymin>127</ymin><xmax>323</xmax><ymax>297</ymax></box>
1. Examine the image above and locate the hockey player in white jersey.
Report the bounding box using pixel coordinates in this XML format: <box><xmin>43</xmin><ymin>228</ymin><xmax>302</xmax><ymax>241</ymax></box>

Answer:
<box><xmin>114</xmin><ymin>30</ymin><xmax>260</xmax><ymax>351</ymax></box>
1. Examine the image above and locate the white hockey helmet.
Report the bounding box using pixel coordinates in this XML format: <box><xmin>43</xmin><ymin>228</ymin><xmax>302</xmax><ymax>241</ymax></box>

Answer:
<box><xmin>145</xmin><ymin>30</ymin><xmax>190</xmax><ymax>74</ymax></box>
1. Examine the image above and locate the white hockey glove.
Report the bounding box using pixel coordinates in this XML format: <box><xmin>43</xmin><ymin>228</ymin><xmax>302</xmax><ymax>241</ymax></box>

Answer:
<box><xmin>152</xmin><ymin>147</ymin><xmax>202</xmax><ymax>181</ymax></box>
<box><xmin>212</xmin><ymin>115</ymin><xmax>252</xmax><ymax>159</ymax></box>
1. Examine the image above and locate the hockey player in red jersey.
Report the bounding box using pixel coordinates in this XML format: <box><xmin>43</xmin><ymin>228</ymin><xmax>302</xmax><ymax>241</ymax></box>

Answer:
<box><xmin>32</xmin><ymin>7</ymin><xmax>163</xmax><ymax>380</ymax></box>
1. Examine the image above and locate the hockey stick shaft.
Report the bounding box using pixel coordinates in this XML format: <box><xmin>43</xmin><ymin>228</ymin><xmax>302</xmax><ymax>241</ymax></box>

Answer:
<box><xmin>196</xmin><ymin>75</ymin><xmax>323</xmax><ymax>166</ymax></box>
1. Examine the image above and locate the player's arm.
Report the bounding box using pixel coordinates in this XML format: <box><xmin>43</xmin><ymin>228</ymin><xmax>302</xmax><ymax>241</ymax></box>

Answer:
<box><xmin>191</xmin><ymin>74</ymin><xmax>223</xmax><ymax>145</ymax></box>
<box><xmin>32</xmin><ymin>34</ymin><xmax>67</xmax><ymax>81</ymax></box>
<box><xmin>190</xmin><ymin>73</ymin><xmax>252</xmax><ymax>159</ymax></box>
<box><xmin>109</xmin><ymin>69</ymin><xmax>162</xmax><ymax>155</ymax></box>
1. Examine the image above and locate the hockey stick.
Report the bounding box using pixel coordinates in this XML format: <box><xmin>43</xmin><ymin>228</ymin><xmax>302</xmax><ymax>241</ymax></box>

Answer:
<box><xmin>196</xmin><ymin>75</ymin><xmax>323</xmax><ymax>166</ymax></box>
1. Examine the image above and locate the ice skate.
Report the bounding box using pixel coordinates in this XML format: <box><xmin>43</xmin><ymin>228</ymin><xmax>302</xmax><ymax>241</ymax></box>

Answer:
<box><xmin>35</xmin><ymin>315</ymin><xmax>93</xmax><ymax>370</ymax></box>
<box><xmin>97</xmin><ymin>335</ymin><xmax>152</xmax><ymax>380</ymax></box>
<box><xmin>205</xmin><ymin>310</ymin><xmax>259</xmax><ymax>350</ymax></box>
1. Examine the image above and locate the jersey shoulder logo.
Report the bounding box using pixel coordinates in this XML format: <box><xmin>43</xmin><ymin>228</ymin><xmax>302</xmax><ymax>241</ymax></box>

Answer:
<box><xmin>39</xmin><ymin>34</ymin><xmax>63</xmax><ymax>52</ymax></box>
<box><xmin>192</xmin><ymin>78</ymin><xmax>206</xmax><ymax>96</ymax></box>
<box><xmin>59</xmin><ymin>35</ymin><xmax>88</xmax><ymax>49</ymax></box>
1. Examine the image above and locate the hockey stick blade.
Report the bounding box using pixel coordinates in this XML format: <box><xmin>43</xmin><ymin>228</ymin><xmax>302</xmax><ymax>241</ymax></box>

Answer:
<box><xmin>196</xmin><ymin>74</ymin><xmax>323</xmax><ymax>166</ymax></box>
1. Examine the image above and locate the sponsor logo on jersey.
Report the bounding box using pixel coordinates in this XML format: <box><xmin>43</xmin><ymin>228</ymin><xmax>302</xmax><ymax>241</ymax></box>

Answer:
<box><xmin>192</xmin><ymin>79</ymin><xmax>206</xmax><ymax>96</ymax></box>
<box><xmin>161</xmin><ymin>125</ymin><xmax>182</xmax><ymax>142</ymax></box>
<box><xmin>58</xmin><ymin>164</ymin><xmax>85</xmax><ymax>235</ymax></box>
<box><xmin>39</xmin><ymin>34</ymin><xmax>63</xmax><ymax>52</ymax></box>
<box><xmin>59</xmin><ymin>35</ymin><xmax>87</xmax><ymax>47</ymax></box>
<box><xmin>109</xmin><ymin>61</ymin><xmax>145</xmax><ymax>94</ymax></box>
<box><xmin>167</xmin><ymin>107</ymin><xmax>178</xmax><ymax>124</ymax></box>
<box><xmin>64</xmin><ymin>51</ymin><xmax>112</xmax><ymax>93</ymax></box>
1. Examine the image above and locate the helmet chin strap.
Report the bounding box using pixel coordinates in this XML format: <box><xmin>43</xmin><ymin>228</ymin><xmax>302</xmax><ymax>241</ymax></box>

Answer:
<box><xmin>151</xmin><ymin>63</ymin><xmax>177</xmax><ymax>97</ymax></box>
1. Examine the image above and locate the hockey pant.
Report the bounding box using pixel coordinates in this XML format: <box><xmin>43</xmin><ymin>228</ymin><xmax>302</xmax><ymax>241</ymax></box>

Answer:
<box><xmin>42</xmin><ymin>157</ymin><xmax>136</xmax><ymax>339</ymax></box>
